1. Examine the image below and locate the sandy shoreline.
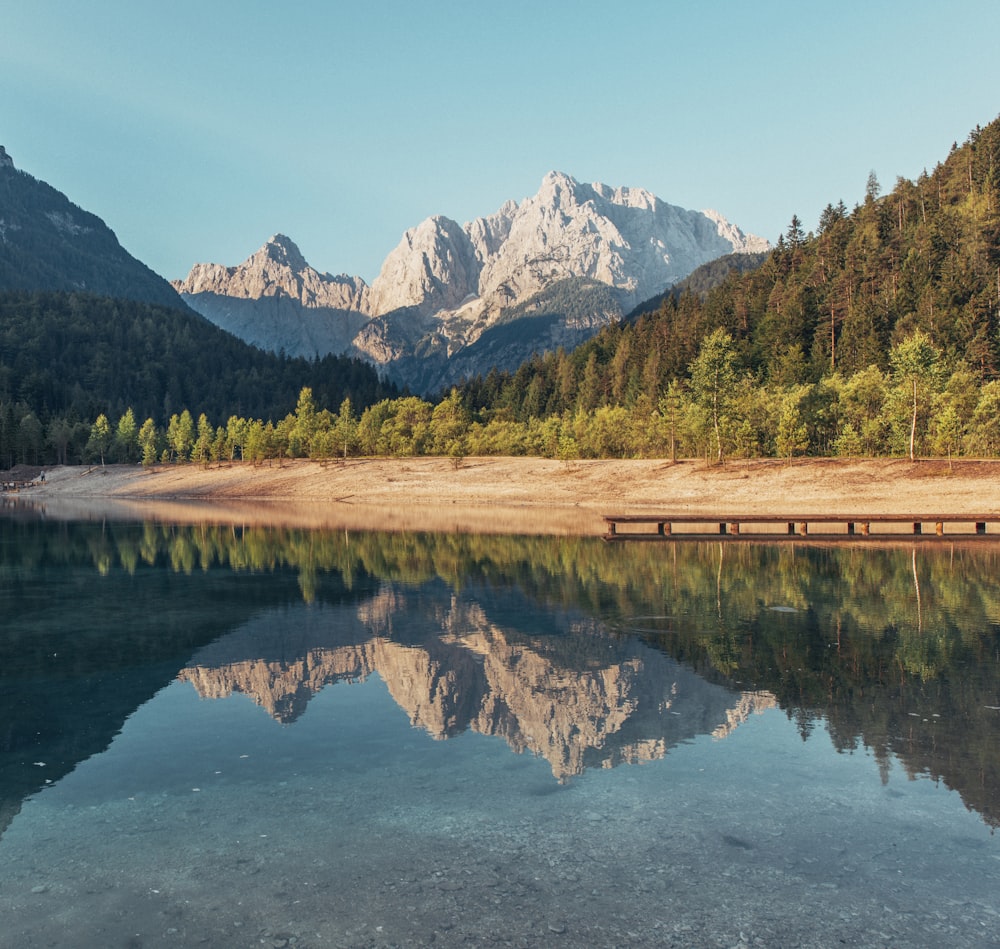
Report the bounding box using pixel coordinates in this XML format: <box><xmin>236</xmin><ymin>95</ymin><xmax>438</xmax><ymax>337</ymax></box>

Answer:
<box><xmin>6</xmin><ymin>456</ymin><xmax>1000</xmax><ymax>535</ymax></box>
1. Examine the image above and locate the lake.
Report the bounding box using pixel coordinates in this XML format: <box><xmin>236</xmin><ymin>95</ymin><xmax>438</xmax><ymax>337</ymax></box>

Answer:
<box><xmin>1</xmin><ymin>512</ymin><xmax>998</xmax><ymax>948</ymax></box>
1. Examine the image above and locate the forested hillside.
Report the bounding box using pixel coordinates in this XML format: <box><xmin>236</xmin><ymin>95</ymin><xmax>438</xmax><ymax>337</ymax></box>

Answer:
<box><xmin>4</xmin><ymin>117</ymin><xmax>1000</xmax><ymax>469</ymax></box>
<box><xmin>446</xmin><ymin>116</ymin><xmax>1000</xmax><ymax>461</ymax></box>
<box><xmin>0</xmin><ymin>291</ymin><xmax>396</xmax><ymax>468</ymax></box>
<box><xmin>0</xmin><ymin>155</ymin><xmax>184</xmax><ymax>309</ymax></box>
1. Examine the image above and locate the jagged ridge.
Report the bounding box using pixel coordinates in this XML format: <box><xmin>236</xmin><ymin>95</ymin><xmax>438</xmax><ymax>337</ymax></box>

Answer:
<box><xmin>175</xmin><ymin>172</ymin><xmax>769</xmax><ymax>391</ymax></box>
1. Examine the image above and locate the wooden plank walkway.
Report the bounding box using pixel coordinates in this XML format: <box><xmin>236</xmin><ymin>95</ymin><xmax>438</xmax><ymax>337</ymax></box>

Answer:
<box><xmin>1</xmin><ymin>479</ymin><xmax>36</xmax><ymax>493</ymax></box>
<box><xmin>603</xmin><ymin>513</ymin><xmax>1000</xmax><ymax>541</ymax></box>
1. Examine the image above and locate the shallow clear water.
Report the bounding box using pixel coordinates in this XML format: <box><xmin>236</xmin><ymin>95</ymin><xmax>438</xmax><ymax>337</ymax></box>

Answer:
<box><xmin>1</xmin><ymin>516</ymin><xmax>999</xmax><ymax>948</ymax></box>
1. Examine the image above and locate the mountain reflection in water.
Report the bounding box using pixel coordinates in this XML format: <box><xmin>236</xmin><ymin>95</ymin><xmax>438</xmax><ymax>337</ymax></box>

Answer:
<box><xmin>2</xmin><ymin>514</ymin><xmax>999</xmax><ymax>834</ymax></box>
<box><xmin>178</xmin><ymin>592</ymin><xmax>777</xmax><ymax>781</ymax></box>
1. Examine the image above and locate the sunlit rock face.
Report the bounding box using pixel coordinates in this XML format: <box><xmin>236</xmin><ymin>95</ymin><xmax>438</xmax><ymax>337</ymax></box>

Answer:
<box><xmin>367</xmin><ymin>216</ymin><xmax>481</xmax><ymax>317</ymax></box>
<box><xmin>179</xmin><ymin>594</ymin><xmax>775</xmax><ymax>781</ymax></box>
<box><xmin>174</xmin><ymin>174</ymin><xmax>768</xmax><ymax>389</ymax></box>
<box><xmin>174</xmin><ymin>234</ymin><xmax>370</xmax><ymax>311</ymax></box>
<box><xmin>171</xmin><ymin>234</ymin><xmax>371</xmax><ymax>359</ymax></box>
<box><xmin>366</xmin><ymin>172</ymin><xmax>768</xmax><ymax>318</ymax></box>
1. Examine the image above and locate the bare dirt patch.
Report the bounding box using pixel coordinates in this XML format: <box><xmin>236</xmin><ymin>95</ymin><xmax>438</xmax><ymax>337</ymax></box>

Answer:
<box><xmin>11</xmin><ymin>457</ymin><xmax>1000</xmax><ymax>535</ymax></box>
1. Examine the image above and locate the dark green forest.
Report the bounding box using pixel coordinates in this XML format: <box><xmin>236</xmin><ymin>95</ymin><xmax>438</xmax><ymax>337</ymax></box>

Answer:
<box><xmin>0</xmin><ymin>292</ymin><xmax>396</xmax><ymax>467</ymax></box>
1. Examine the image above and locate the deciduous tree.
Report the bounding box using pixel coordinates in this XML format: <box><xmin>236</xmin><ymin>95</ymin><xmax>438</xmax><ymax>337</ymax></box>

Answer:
<box><xmin>86</xmin><ymin>413</ymin><xmax>112</xmax><ymax>466</ymax></box>
<box><xmin>688</xmin><ymin>328</ymin><xmax>739</xmax><ymax>464</ymax></box>
<box><xmin>890</xmin><ymin>330</ymin><xmax>942</xmax><ymax>460</ymax></box>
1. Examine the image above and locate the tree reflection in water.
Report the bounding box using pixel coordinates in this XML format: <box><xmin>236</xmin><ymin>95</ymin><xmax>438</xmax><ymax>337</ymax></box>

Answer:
<box><xmin>2</xmin><ymin>514</ymin><xmax>999</xmax><ymax>831</ymax></box>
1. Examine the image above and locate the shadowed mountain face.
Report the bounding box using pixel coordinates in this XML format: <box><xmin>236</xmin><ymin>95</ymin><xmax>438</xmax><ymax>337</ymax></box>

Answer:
<box><xmin>0</xmin><ymin>147</ymin><xmax>187</xmax><ymax>310</ymax></box>
<box><xmin>3</xmin><ymin>516</ymin><xmax>1000</xmax><ymax>841</ymax></box>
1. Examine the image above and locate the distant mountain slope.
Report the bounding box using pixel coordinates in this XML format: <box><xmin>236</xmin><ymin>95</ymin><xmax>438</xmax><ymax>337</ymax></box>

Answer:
<box><xmin>177</xmin><ymin>173</ymin><xmax>768</xmax><ymax>392</ymax></box>
<box><xmin>0</xmin><ymin>146</ymin><xmax>185</xmax><ymax>309</ymax></box>
<box><xmin>0</xmin><ymin>290</ymin><xmax>397</xmax><ymax>434</ymax></box>
<box><xmin>626</xmin><ymin>251</ymin><xmax>770</xmax><ymax>320</ymax></box>
<box><xmin>173</xmin><ymin>235</ymin><xmax>370</xmax><ymax>358</ymax></box>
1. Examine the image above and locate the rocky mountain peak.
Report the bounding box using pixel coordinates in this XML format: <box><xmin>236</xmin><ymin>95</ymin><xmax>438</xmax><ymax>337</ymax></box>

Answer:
<box><xmin>173</xmin><ymin>235</ymin><xmax>369</xmax><ymax>312</ymax></box>
<box><xmin>177</xmin><ymin>171</ymin><xmax>769</xmax><ymax>390</ymax></box>
<box><xmin>257</xmin><ymin>233</ymin><xmax>308</xmax><ymax>272</ymax></box>
<box><xmin>367</xmin><ymin>214</ymin><xmax>481</xmax><ymax>316</ymax></box>
<box><xmin>0</xmin><ymin>146</ymin><xmax>13</xmax><ymax>171</ymax></box>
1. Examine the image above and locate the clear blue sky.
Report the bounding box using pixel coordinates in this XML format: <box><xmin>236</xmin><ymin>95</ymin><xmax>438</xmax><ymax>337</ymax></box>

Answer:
<box><xmin>3</xmin><ymin>0</ymin><xmax>999</xmax><ymax>284</ymax></box>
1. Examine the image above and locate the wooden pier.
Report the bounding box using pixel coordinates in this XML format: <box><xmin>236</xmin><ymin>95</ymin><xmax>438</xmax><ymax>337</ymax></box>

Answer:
<box><xmin>1</xmin><ymin>479</ymin><xmax>36</xmax><ymax>493</ymax></box>
<box><xmin>603</xmin><ymin>513</ymin><xmax>1000</xmax><ymax>542</ymax></box>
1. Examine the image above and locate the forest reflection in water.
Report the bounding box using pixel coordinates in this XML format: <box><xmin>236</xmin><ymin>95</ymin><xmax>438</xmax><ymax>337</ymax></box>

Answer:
<box><xmin>4</xmin><ymin>513</ymin><xmax>1000</xmax><ymax>947</ymax></box>
<box><xmin>3</xmin><ymin>513</ymin><xmax>999</xmax><ymax>833</ymax></box>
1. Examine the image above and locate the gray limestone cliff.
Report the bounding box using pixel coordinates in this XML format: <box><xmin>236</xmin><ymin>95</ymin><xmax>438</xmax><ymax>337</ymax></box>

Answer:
<box><xmin>172</xmin><ymin>234</ymin><xmax>371</xmax><ymax>358</ymax></box>
<box><xmin>175</xmin><ymin>174</ymin><xmax>769</xmax><ymax>389</ymax></box>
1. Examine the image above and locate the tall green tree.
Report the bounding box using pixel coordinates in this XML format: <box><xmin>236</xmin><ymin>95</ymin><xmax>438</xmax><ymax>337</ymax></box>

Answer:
<box><xmin>291</xmin><ymin>386</ymin><xmax>318</xmax><ymax>457</ymax></box>
<box><xmin>192</xmin><ymin>413</ymin><xmax>214</xmax><ymax>465</ymax></box>
<box><xmin>430</xmin><ymin>389</ymin><xmax>471</xmax><ymax>458</ymax></box>
<box><xmin>47</xmin><ymin>416</ymin><xmax>76</xmax><ymax>465</ymax></box>
<box><xmin>167</xmin><ymin>409</ymin><xmax>195</xmax><ymax>462</ymax></box>
<box><xmin>775</xmin><ymin>385</ymin><xmax>812</xmax><ymax>461</ymax></box>
<box><xmin>688</xmin><ymin>328</ymin><xmax>739</xmax><ymax>464</ymax></box>
<box><xmin>890</xmin><ymin>330</ymin><xmax>942</xmax><ymax>460</ymax></box>
<box><xmin>17</xmin><ymin>411</ymin><xmax>44</xmax><ymax>465</ymax></box>
<box><xmin>658</xmin><ymin>379</ymin><xmax>686</xmax><ymax>463</ymax></box>
<box><xmin>114</xmin><ymin>408</ymin><xmax>138</xmax><ymax>463</ymax></box>
<box><xmin>138</xmin><ymin>417</ymin><xmax>159</xmax><ymax>467</ymax></box>
<box><xmin>224</xmin><ymin>415</ymin><xmax>247</xmax><ymax>462</ymax></box>
<box><xmin>86</xmin><ymin>413</ymin><xmax>113</xmax><ymax>466</ymax></box>
<box><xmin>334</xmin><ymin>398</ymin><xmax>358</xmax><ymax>458</ymax></box>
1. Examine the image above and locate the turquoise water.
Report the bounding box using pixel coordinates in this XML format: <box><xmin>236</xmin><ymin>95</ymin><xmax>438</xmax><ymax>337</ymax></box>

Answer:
<box><xmin>1</xmin><ymin>516</ymin><xmax>999</xmax><ymax>947</ymax></box>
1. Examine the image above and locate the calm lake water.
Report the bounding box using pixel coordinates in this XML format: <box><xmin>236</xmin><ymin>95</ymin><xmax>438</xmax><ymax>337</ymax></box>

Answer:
<box><xmin>1</xmin><ymin>512</ymin><xmax>999</xmax><ymax>948</ymax></box>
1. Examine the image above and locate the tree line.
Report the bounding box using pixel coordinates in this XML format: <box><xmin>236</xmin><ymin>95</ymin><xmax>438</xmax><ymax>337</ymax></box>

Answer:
<box><xmin>3</xmin><ymin>115</ymin><xmax>999</xmax><ymax>469</ymax></box>
<box><xmin>0</xmin><ymin>291</ymin><xmax>398</xmax><ymax>468</ymax></box>
<box><xmin>459</xmin><ymin>116</ymin><xmax>1000</xmax><ymax>449</ymax></box>
<box><xmin>19</xmin><ymin>319</ymin><xmax>993</xmax><ymax>470</ymax></box>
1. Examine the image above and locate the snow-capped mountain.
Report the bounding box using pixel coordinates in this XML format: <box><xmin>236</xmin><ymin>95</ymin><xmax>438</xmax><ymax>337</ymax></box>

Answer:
<box><xmin>175</xmin><ymin>172</ymin><xmax>769</xmax><ymax>391</ymax></box>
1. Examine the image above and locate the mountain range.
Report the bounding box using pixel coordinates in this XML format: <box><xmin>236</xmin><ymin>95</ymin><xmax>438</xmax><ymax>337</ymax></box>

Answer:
<box><xmin>0</xmin><ymin>147</ymin><xmax>396</xmax><ymax>430</ymax></box>
<box><xmin>1</xmin><ymin>145</ymin><xmax>767</xmax><ymax>395</ymax></box>
<box><xmin>173</xmin><ymin>171</ymin><xmax>769</xmax><ymax>392</ymax></box>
